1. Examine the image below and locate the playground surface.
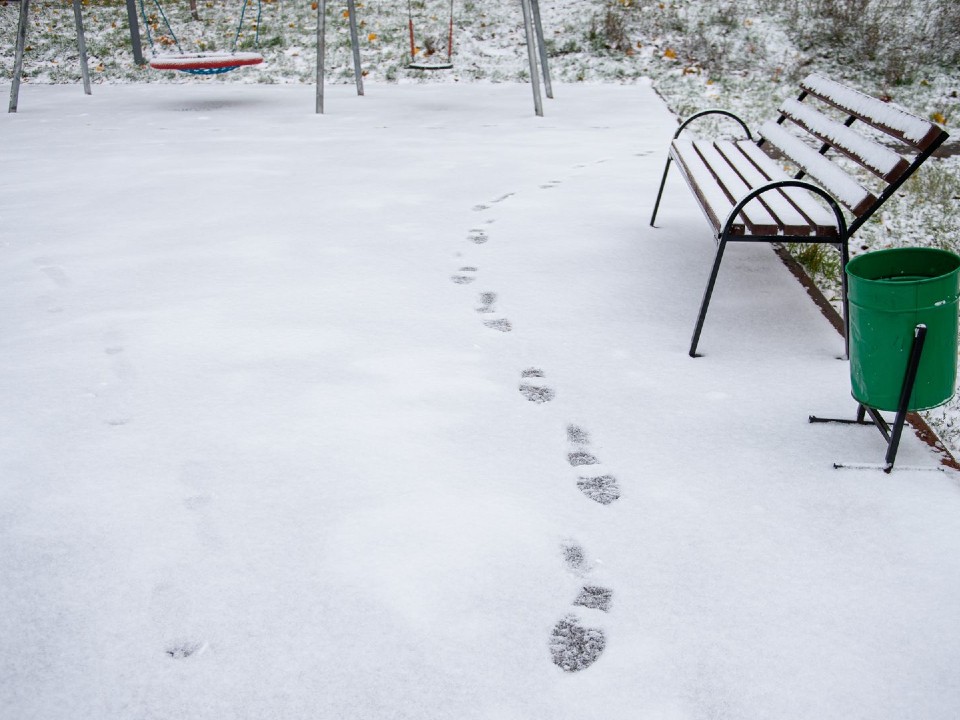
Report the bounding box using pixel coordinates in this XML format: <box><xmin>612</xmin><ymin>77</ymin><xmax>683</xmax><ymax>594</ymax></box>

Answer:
<box><xmin>2</xmin><ymin>81</ymin><xmax>960</xmax><ymax>719</ymax></box>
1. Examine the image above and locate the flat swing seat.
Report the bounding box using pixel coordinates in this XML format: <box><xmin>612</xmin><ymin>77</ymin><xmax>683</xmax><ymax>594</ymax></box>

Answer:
<box><xmin>149</xmin><ymin>52</ymin><xmax>263</xmax><ymax>74</ymax></box>
<box><xmin>408</xmin><ymin>60</ymin><xmax>453</xmax><ymax>71</ymax></box>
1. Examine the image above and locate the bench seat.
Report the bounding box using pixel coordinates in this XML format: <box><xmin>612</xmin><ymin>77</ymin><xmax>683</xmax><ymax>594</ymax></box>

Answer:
<box><xmin>670</xmin><ymin>139</ymin><xmax>841</xmax><ymax>238</ymax></box>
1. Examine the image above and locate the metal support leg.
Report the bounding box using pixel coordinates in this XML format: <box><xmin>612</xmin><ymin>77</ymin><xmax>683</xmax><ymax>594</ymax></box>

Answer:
<box><xmin>125</xmin><ymin>0</ymin><xmax>144</xmax><ymax>65</ymax></box>
<box><xmin>885</xmin><ymin>324</ymin><xmax>927</xmax><ymax>471</ymax></box>
<box><xmin>72</xmin><ymin>0</ymin><xmax>92</xmax><ymax>95</ymax></box>
<box><xmin>345</xmin><ymin>0</ymin><xmax>364</xmax><ymax>97</ymax></box>
<box><xmin>315</xmin><ymin>0</ymin><xmax>326</xmax><ymax>114</ymax></box>
<box><xmin>809</xmin><ymin>324</ymin><xmax>928</xmax><ymax>472</ymax></box>
<box><xmin>839</xmin><ymin>240</ymin><xmax>850</xmax><ymax>360</ymax></box>
<box><xmin>649</xmin><ymin>156</ymin><xmax>672</xmax><ymax>226</ymax></box>
<box><xmin>519</xmin><ymin>0</ymin><xmax>543</xmax><ymax>117</ymax></box>
<box><xmin>690</xmin><ymin>237</ymin><xmax>728</xmax><ymax>357</ymax></box>
<box><xmin>9</xmin><ymin>0</ymin><xmax>30</xmax><ymax>113</ymax></box>
<box><xmin>530</xmin><ymin>0</ymin><xmax>552</xmax><ymax>99</ymax></box>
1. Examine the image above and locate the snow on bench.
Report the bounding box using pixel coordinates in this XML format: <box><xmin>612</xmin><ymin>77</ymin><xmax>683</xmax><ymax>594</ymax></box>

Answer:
<box><xmin>649</xmin><ymin>73</ymin><xmax>949</xmax><ymax>358</ymax></box>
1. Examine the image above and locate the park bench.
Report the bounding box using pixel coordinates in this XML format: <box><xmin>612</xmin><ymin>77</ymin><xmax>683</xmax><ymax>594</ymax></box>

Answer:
<box><xmin>649</xmin><ymin>73</ymin><xmax>949</xmax><ymax>357</ymax></box>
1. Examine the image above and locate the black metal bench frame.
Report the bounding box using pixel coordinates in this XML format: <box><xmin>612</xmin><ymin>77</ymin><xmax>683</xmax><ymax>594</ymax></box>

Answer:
<box><xmin>649</xmin><ymin>73</ymin><xmax>949</xmax><ymax>358</ymax></box>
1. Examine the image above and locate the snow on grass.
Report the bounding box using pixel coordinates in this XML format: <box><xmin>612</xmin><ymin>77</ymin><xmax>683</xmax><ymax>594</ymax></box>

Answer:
<box><xmin>2</xmin><ymin>77</ymin><xmax>960</xmax><ymax>720</ymax></box>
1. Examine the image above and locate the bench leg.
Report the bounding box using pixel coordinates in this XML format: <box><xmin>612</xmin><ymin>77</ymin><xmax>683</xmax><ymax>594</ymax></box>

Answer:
<box><xmin>649</xmin><ymin>155</ymin><xmax>672</xmax><ymax>227</ymax></box>
<box><xmin>839</xmin><ymin>239</ymin><xmax>850</xmax><ymax>360</ymax></box>
<box><xmin>689</xmin><ymin>238</ymin><xmax>727</xmax><ymax>357</ymax></box>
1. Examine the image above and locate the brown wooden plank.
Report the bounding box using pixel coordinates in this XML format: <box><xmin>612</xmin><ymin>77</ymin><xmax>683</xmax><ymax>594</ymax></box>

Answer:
<box><xmin>670</xmin><ymin>141</ymin><xmax>744</xmax><ymax>236</ymax></box>
<box><xmin>759</xmin><ymin>121</ymin><xmax>876</xmax><ymax>217</ymax></box>
<box><xmin>799</xmin><ymin>73</ymin><xmax>946</xmax><ymax>152</ymax></box>
<box><xmin>736</xmin><ymin>142</ymin><xmax>840</xmax><ymax>237</ymax></box>
<box><xmin>780</xmin><ymin>98</ymin><xmax>910</xmax><ymax>183</ymax></box>
<box><xmin>692</xmin><ymin>141</ymin><xmax>780</xmax><ymax>235</ymax></box>
<box><xmin>713</xmin><ymin>141</ymin><xmax>814</xmax><ymax>235</ymax></box>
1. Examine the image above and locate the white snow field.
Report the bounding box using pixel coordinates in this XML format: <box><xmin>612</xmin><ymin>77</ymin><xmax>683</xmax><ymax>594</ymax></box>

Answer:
<box><xmin>2</xmin><ymin>81</ymin><xmax>960</xmax><ymax>719</ymax></box>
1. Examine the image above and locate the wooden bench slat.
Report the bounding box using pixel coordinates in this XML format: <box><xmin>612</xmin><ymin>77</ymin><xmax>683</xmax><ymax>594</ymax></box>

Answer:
<box><xmin>779</xmin><ymin>98</ymin><xmax>910</xmax><ymax>182</ymax></box>
<box><xmin>759</xmin><ymin>121</ymin><xmax>876</xmax><ymax>216</ymax></box>
<box><xmin>735</xmin><ymin>142</ymin><xmax>840</xmax><ymax>236</ymax></box>
<box><xmin>670</xmin><ymin>141</ymin><xmax>741</xmax><ymax>235</ymax></box>
<box><xmin>800</xmin><ymin>73</ymin><xmax>944</xmax><ymax>151</ymax></box>
<box><xmin>712</xmin><ymin>141</ymin><xmax>813</xmax><ymax>235</ymax></box>
<box><xmin>692</xmin><ymin>142</ymin><xmax>780</xmax><ymax>235</ymax></box>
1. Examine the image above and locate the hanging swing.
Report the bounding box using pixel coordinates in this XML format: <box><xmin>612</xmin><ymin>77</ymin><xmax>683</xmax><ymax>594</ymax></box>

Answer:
<box><xmin>406</xmin><ymin>0</ymin><xmax>455</xmax><ymax>71</ymax></box>
<box><xmin>140</xmin><ymin>0</ymin><xmax>264</xmax><ymax>75</ymax></box>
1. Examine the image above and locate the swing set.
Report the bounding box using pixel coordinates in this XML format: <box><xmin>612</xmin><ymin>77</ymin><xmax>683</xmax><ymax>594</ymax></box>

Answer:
<box><xmin>315</xmin><ymin>0</ymin><xmax>553</xmax><ymax>115</ymax></box>
<box><xmin>9</xmin><ymin>0</ymin><xmax>553</xmax><ymax>116</ymax></box>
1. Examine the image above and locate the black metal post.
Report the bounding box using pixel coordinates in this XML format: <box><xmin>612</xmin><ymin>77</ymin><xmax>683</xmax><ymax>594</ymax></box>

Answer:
<box><xmin>809</xmin><ymin>324</ymin><xmax>928</xmax><ymax>471</ymax></box>
<box><xmin>885</xmin><ymin>324</ymin><xmax>927</xmax><ymax>471</ymax></box>
<box><xmin>649</xmin><ymin>156</ymin><xmax>672</xmax><ymax>227</ymax></box>
<box><xmin>690</xmin><ymin>238</ymin><xmax>728</xmax><ymax>357</ymax></box>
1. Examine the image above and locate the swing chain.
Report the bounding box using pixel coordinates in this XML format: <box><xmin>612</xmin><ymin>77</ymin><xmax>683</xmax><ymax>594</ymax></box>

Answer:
<box><xmin>138</xmin><ymin>0</ymin><xmax>262</xmax><ymax>57</ymax></box>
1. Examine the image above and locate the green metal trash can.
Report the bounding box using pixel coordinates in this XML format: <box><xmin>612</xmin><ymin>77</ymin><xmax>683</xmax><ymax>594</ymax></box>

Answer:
<box><xmin>846</xmin><ymin>247</ymin><xmax>960</xmax><ymax>412</ymax></box>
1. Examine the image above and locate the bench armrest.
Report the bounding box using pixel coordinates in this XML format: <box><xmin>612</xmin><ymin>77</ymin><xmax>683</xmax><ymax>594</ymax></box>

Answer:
<box><xmin>674</xmin><ymin>109</ymin><xmax>753</xmax><ymax>141</ymax></box>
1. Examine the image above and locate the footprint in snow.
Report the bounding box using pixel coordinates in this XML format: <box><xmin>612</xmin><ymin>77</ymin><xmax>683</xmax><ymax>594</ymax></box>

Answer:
<box><xmin>473</xmin><ymin>193</ymin><xmax>514</xmax><ymax>212</ymax></box>
<box><xmin>484</xmin><ymin>318</ymin><xmax>512</xmax><ymax>332</ymax></box>
<box><xmin>574</xmin><ymin>585</ymin><xmax>613</xmax><ymax>612</ymax></box>
<box><xmin>562</xmin><ymin>542</ymin><xmax>589</xmax><ymax>575</ymax></box>
<box><xmin>34</xmin><ymin>257</ymin><xmax>70</xmax><ymax>287</ymax></box>
<box><xmin>519</xmin><ymin>368</ymin><xmax>555</xmax><ymax>403</ymax></box>
<box><xmin>565</xmin><ymin>425</ymin><xmax>621</xmax><ymax>505</ymax></box>
<box><xmin>566</xmin><ymin>424</ymin><xmax>590</xmax><ymax>446</ymax></box>
<box><xmin>468</xmin><ymin>228</ymin><xmax>489</xmax><ymax>244</ymax></box>
<box><xmin>476</xmin><ymin>292</ymin><xmax>497</xmax><ymax>313</ymax></box>
<box><xmin>577</xmin><ymin>475</ymin><xmax>621</xmax><ymax>505</ymax></box>
<box><xmin>550</xmin><ymin>615</ymin><xmax>606</xmax><ymax>672</ymax></box>
<box><xmin>165</xmin><ymin>640</ymin><xmax>208</xmax><ymax>659</ymax></box>
<box><xmin>451</xmin><ymin>267</ymin><xmax>477</xmax><ymax>284</ymax></box>
<box><xmin>568</xmin><ymin>451</ymin><xmax>599</xmax><ymax>467</ymax></box>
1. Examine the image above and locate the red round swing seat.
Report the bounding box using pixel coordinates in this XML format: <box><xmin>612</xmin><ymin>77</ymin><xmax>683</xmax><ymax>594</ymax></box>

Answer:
<box><xmin>149</xmin><ymin>52</ymin><xmax>263</xmax><ymax>72</ymax></box>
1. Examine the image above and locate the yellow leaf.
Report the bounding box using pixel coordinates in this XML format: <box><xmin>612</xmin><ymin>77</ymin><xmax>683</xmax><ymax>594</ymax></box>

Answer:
<box><xmin>342</xmin><ymin>9</ymin><xmax>350</xmax><ymax>18</ymax></box>
<box><xmin>663</xmin><ymin>48</ymin><xmax>677</xmax><ymax>59</ymax></box>
<box><xmin>368</xmin><ymin>33</ymin><xmax>377</xmax><ymax>42</ymax></box>
<box><xmin>932</xmin><ymin>112</ymin><xmax>947</xmax><ymax>124</ymax></box>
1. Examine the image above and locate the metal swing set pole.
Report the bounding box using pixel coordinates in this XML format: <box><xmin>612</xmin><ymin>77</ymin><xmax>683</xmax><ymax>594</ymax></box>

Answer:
<box><xmin>125</xmin><ymin>0</ymin><xmax>145</xmax><ymax>65</ymax></box>
<box><xmin>9</xmin><ymin>0</ymin><xmax>91</xmax><ymax>113</ymax></box>
<box><xmin>315</xmin><ymin>0</ymin><xmax>364</xmax><ymax>114</ymax></box>
<box><xmin>519</xmin><ymin>0</ymin><xmax>552</xmax><ymax>116</ymax></box>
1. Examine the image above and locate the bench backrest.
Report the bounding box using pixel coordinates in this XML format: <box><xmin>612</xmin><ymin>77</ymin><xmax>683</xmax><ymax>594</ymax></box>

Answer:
<box><xmin>758</xmin><ymin>73</ymin><xmax>948</xmax><ymax>237</ymax></box>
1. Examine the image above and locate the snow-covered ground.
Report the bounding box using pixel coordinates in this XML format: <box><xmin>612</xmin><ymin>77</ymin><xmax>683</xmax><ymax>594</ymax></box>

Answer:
<box><xmin>3</xmin><ymin>81</ymin><xmax>960</xmax><ymax>719</ymax></box>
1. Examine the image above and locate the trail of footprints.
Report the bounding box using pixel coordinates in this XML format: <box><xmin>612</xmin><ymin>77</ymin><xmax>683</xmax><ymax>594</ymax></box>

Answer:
<box><xmin>550</xmin><ymin>541</ymin><xmax>611</xmax><ymax>672</ymax></box>
<box><xmin>36</xmin><ymin>257</ymin><xmax>218</xmax><ymax>662</ymax></box>
<box><xmin>454</xmin><ymin>179</ymin><xmax>624</xmax><ymax>674</ymax></box>
<box><xmin>566</xmin><ymin>423</ymin><xmax>622</xmax><ymax>505</ymax></box>
<box><xmin>450</xmin><ymin>215</ymin><xmax>512</xmax><ymax>332</ymax></box>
